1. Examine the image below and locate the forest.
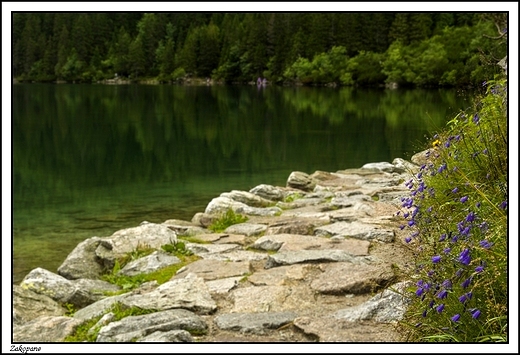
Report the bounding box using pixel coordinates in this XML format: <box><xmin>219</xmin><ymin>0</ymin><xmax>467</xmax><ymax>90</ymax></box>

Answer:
<box><xmin>12</xmin><ymin>12</ymin><xmax>507</xmax><ymax>87</ymax></box>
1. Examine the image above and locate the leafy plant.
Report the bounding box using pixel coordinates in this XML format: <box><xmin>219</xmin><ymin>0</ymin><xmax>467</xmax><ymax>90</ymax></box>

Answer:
<box><xmin>396</xmin><ymin>78</ymin><xmax>507</xmax><ymax>342</ymax></box>
<box><xmin>161</xmin><ymin>239</ymin><xmax>193</xmax><ymax>256</ymax></box>
<box><xmin>208</xmin><ymin>209</ymin><xmax>248</xmax><ymax>233</ymax></box>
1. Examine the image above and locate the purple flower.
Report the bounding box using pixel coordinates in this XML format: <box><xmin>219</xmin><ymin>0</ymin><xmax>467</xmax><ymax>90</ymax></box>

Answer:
<box><xmin>399</xmin><ymin>225</ymin><xmax>405</xmax><ymax>230</ymax></box>
<box><xmin>444</xmin><ymin>141</ymin><xmax>450</xmax><ymax>148</ymax></box>
<box><xmin>451</xmin><ymin>314</ymin><xmax>461</xmax><ymax>322</ymax></box>
<box><xmin>438</xmin><ymin>164</ymin><xmax>447</xmax><ymax>173</ymax></box>
<box><xmin>475</xmin><ymin>265</ymin><xmax>484</xmax><ymax>273</ymax></box>
<box><xmin>442</xmin><ymin>279</ymin><xmax>452</xmax><ymax>289</ymax></box>
<box><xmin>460</xmin><ymin>196</ymin><xmax>469</xmax><ymax>203</ymax></box>
<box><xmin>452</xmin><ymin>187</ymin><xmax>459</xmax><ymax>194</ymax></box>
<box><xmin>470</xmin><ymin>309</ymin><xmax>481</xmax><ymax>319</ymax></box>
<box><xmin>479</xmin><ymin>240</ymin><xmax>493</xmax><ymax>249</ymax></box>
<box><xmin>432</xmin><ymin>255</ymin><xmax>441</xmax><ymax>264</ymax></box>
<box><xmin>465</xmin><ymin>212</ymin><xmax>476</xmax><ymax>223</ymax></box>
<box><xmin>405</xmin><ymin>237</ymin><xmax>412</xmax><ymax>243</ymax></box>
<box><xmin>455</xmin><ymin>269</ymin><xmax>463</xmax><ymax>278</ymax></box>
<box><xmin>439</xmin><ymin>233</ymin><xmax>447</xmax><ymax>242</ymax></box>
<box><xmin>473</xmin><ymin>113</ymin><xmax>480</xmax><ymax>124</ymax></box>
<box><xmin>499</xmin><ymin>201</ymin><xmax>507</xmax><ymax>209</ymax></box>
<box><xmin>408</xmin><ymin>220</ymin><xmax>415</xmax><ymax>227</ymax></box>
<box><xmin>437</xmin><ymin>289</ymin><xmax>448</xmax><ymax>299</ymax></box>
<box><xmin>427</xmin><ymin>206</ymin><xmax>433</xmax><ymax>213</ymax></box>
<box><xmin>416</xmin><ymin>288</ymin><xmax>424</xmax><ymax>297</ymax></box>
<box><xmin>422</xmin><ymin>309</ymin><xmax>427</xmax><ymax>317</ymax></box>
<box><xmin>476</xmin><ymin>202</ymin><xmax>481</xmax><ymax>208</ymax></box>
<box><xmin>429</xmin><ymin>300</ymin><xmax>435</xmax><ymax>308</ymax></box>
<box><xmin>443</xmin><ymin>247</ymin><xmax>451</xmax><ymax>254</ymax></box>
<box><xmin>458</xmin><ymin>249</ymin><xmax>471</xmax><ymax>265</ymax></box>
<box><xmin>403</xmin><ymin>212</ymin><xmax>409</xmax><ymax>218</ymax></box>
<box><xmin>436</xmin><ymin>304</ymin><xmax>445</xmax><ymax>313</ymax></box>
<box><xmin>461</xmin><ymin>277</ymin><xmax>472</xmax><ymax>289</ymax></box>
<box><xmin>417</xmin><ymin>172</ymin><xmax>423</xmax><ymax>179</ymax></box>
<box><xmin>459</xmin><ymin>292</ymin><xmax>473</xmax><ymax>303</ymax></box>
<box><xmin>483</xmin><ymin>148</ymin><xmax>488</xmax><ymax>155</ymax></box>
<box><xmin>461</xmin><ymin>226</ymin><xmax>471</xmax><ymax>237</ymax></box>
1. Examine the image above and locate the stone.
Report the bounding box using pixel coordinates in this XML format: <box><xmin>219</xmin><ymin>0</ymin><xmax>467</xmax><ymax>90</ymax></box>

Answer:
<box><xmin>57</xmin><ymin>236</ymin><xmax>104</xmax><ymax>280</ymax></box>
<box><xmin>249</xmin><ymin>184</ymin><xmax>285</xmax><ymax>201</ymax></box>
<box><xmin>333</xmin><ymin>281</ymin><xmax>412</xmax><ymax>322</ymax></box>
<box><xmin>138</xmin><ymin>329</ymin><xmax>194</xmax><ymax>342</ymax></box>
<box><xmin>264</xmin><ymin>218</ymin><xmax>327</xmax><ymax>236</ymax></box>
<box><xmin>286</xmin><ymin>171</ymin><xmax>316</xmax><ymax>192</ymax></box>
<box><xmin>411</xmin><ymin>149</ymin><xmax>432</xmax><ymax>166</ymax></box>
<box><xmin>95</xmin><ymin>222</ymin><xmax>178</xmax><ymax>270</ymax></box>
<box><xmin>293</xmin><ymin>317</ymin><xmax>400</xmax><ymax>342</ymax></box>
<box><xmin>247</xmin><ymin>264</ymin><xmax>310</xmax><ymax>286</ymax></box>
<box><xmin>162</xmin><ymin>219</ymin><xmax>207</xmax><ymax>236</ymax></box>
<box><xmin>361</xmin><ymin>162</ymin><xmax>405</xmax><ymax>174</ymax></box>
<box><xmin>186</xmin><ymin>243</ymin><xmax>239</xmax><ymax>255</ymax></box>
<box><xmin>20</xmin><ymin>268</ymin><xmax>93</xmax><ymax>308</ymax></box>
<box><xmin>122</xmin><ymin>273</ymin><xmax>217</xmax><ymax>314</ymax></box>
<box><xmin>220</xmin><ymin>190</ymin><xmax>273</xmax><ymax>207</ymax></box>
<box><xmin>205</xmin><ymin>277</ymin><xmax>242</xmax><ymax>294</ymax></box>
<box><xmin>214</xmin><ymin>312</ymin><xmax>297</xmax><ymax>335</ymax></box>
<box><xmin>224</xmin><ymin>223</ymin><xmax>267</xmax><ymax>237</ymax></box>
<box><xmin>191</xmin><ymin>212</ymin><xmax>218</xmax><ymax>228</ymax></box>
<box><xmin>74</xmin><ymin>293</ymin><xmax>128</xmax><ymax>321</ymax></box>
<box><xmin>118</xmin><ymin>250</ymin><xmax>181</xmax><ymax>276</ymax></box>
<box><xmin>13</xmin><ymin>285</ymin><xmax>66</xmax><ymax>324</ymax></box>
<box><xmin>13</xmin><ymin>316</ymin><xmax>83</xmax><ymax>342</ymax></box>
<box><xmin>71</xmin><ymin>278</ymin><xmax>121</xmax><ymax>301</ymax></box>
<box><xmin>314</xmin><ymin>221</ymin><xmax>395</xmax><ymax>242</ymax></box>
<box><xmin>230</xmin><ymin>286</ymin><xmax>291</xmax><ymax>313</ymax></box>
<box><xmin>198</xmin><ymin>250</ymin><xmax>268</xmax><ymax>262</ymax></box>
<box><xmin>96</xmin><ymin>309</ymin><xmax>207</xmax><ymax>342</ymax></box>
<box><xmin>264</xmin><ymin>249</ymin><xmax>365</xmax><ymax>269</ymax></box>
<box><xmin>205</xmin><ymin>196</ymin><xmax>281</xmax><ymax>216</ymax></box>
<box><xmin>173</xmin><ymin>259</ymin><xmax>250</xmax><ymax>281</ymax></box>
<box><xmin>392</xmin><ymin>157</ymin><xmax>420</xmax><ymax>174</ymax></box>
<box><xmin>310</xmin><ymin>263</ymin><xmax>396</xmax><ymax>294</ymax></box>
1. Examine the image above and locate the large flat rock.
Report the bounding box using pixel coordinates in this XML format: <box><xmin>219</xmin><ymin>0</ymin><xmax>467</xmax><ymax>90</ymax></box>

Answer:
<box><xmin>314</xmin><ymin>221</ymin><xmax>395</xmax><ymax>242</ymax></box>
<box><xmin>214</xmin><ymin>312</ymin><xmax>297</xmax><ymax>335</ymax></box>
<box><xmin>264</xmin><ymin>249</ymin><xmax>368</xmax><ymax>269</ymax></box>
<box><xmin>174</xmin><ymin>259</ymin><xmax>251</xmax><ymax>281</ymax></box>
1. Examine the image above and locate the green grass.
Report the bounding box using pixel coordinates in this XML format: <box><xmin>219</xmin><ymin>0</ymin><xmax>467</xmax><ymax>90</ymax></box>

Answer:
<box><xmin>208</xmin><ymin>208</ymin><xmax>248</xmax><ymax>233</ymax></box>
<box><xmin>396</xmin><ymin>77</ymin><xmax>508</xmax><ymax>342</ymax></box>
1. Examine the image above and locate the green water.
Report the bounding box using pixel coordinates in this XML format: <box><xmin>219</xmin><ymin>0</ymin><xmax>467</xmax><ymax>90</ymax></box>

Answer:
<box><xmin>12</xmin><ymin>83</ymin><xmax>473</xmax><ymax>283</ymax></box>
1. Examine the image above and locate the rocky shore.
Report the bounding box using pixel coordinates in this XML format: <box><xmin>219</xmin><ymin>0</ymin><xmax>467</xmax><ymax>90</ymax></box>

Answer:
<box><xmin>13</xmin><ymin>153</ymin><xmax>430</xmax><ymax>343</ymax></box>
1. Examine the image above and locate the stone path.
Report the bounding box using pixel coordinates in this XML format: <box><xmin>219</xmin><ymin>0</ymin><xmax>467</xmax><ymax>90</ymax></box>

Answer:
<box><xmin>14</xmin><ymin>160</ymin><xmax>420</xmax><ymax>343</ymax></box>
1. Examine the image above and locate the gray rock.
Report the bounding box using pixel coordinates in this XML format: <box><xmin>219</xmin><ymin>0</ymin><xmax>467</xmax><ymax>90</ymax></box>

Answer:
<box><xmin>173</xmin><ymin>259</ymin><xmax>250</xmax><ymax>281</ymax></box>
<box><xmin>186</xmin><ymin>243</ymin><xmax>239</xmax><ymax>255</ymax></box>
<box><xmin>248</xmin><ymin>264</ymin><xmax>310</xmax><ymax>286</ymax></box>
<box><xmin>310</xmin><ymin>263</ymin><xmax>396</xmax><ymax>294</ymax></box>
<box><xmin>13</xmin><ymin>316</ymin><xmax>83</xmax><ymax>342</ymax></box>
<box><xmin>191</xmin><ymin>212</ymin><xmax>218</xmax><ymax>228</ymax></box>
<box><xmin>162</xmin><ymin>219</ymin><xmax>207</xmax><ymax>236</ymax></box>
<box><xmin>264</xmin><ymin>218</ymin><xmax>327</xmax><ymax>236</ymax></box>
<box><xmin>314</xmin><ymin>221</ymin><xmax>395</xmax><ymax>242</ymax></box>
<box><xmin>57</xmin><ymin>236</ymin><xmax>104</xmax><ymax>280</ymax></box>
<box><xmin>205</xmin><ymin>277</ymin><xmax>242</xmax><ymax>294</ymax></box>
<box><xmin>74</xmin><ymin>294</ymin><xmax>128</xmax><ymax>321</ymax></box>
<box><xmin>198</xmin><ymin>249</ymin><xmax>268</xmax><ymax>262</ymax></box>
<box><xmin>220</xmin><ymin>190</ymin><xmax>273</xmax><ymax>207</ymax></box>
<box><xmin>392</xmin><ymin>157</ymin><xmax>419</xmax><ymax>174</ymax></box>
<box><xmin>264</xmin><ymin>249</ymin><xmax>363</xmax><ymax>269</ymax></box>
<box><xmin>88</xmin><ymin>312</ymin><xmax>115</xmax><ymax>337</ymax></box>
<box><xmin>361</xmin><ymin>162</ymin><xmax>404</xmax><ymax>174</ymax></box>
<box><xmin>118</xmin><ymin>250</ymin><xmax>181</xmax><ymax>277</ymax></box>
<box><xmin>95</xmin><ymin>222</ymin><xmax>178</xmax><ymax>270</ymax></box>
<box><xmin>138</xmin><ymin>329</ymin><xmax>194</xmax><ymax>342</ymax></box>
<box><xmin>224</xmin><ymin>222</ymin><xmax>267</xmax><ymax>236</ymax></box>
<box><xmin>205</xmin><ymin>196</ymin><xmax>282</xmax><ymax>216</ymax></box>
<box><xmin>411</xmin><ymin>149</ymin><xmax>432</xmax><ymax>166</ymax></box>
<box><xmin>249</xmin><ymin>184</ymin><xmax>285</xmax><ymax>201</ymax></box>
<box><xmin>286</xmin><ymin>171</ymin><xmax>316</xmax><ymax>192</ymax></box>
<box><xmin>122</xmin><ymin>273</ymin><xmax>217</xmax><ymax>314</ymax></box>
<box><xmin>20</xmin><ymin>268</ymin><xmax>93</xmax><ymax>308</ymax></box>
<box><xmin>13</xmin><ymin>285</ymin><xmax>66</xmax><ymax>325</ymax></box>
<box><xmin>71</xmin><ymin>278</ymin><xmax>121</xmax><ymax>301</ymax></box>
<box><xmin>96</xmin><ymin>309</ymin><xmax>206</xmax><ymax>342</ymax></box>
<box><xmin>333</xmin><ymin>281</ymin><xmax>412</xmax><ymax>322</ymax></box>
<box><xmin>214</xmin><ymin>312</ymin><xmax>297</xmax><ymax>335</ymax></box>
<box><xmin>230</xmin><ymin>286</ymin><xmax>291</xmax><ymax>313</ymax></box>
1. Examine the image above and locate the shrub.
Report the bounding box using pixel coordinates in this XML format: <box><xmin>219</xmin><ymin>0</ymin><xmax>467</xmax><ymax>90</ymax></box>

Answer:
<box><xmin>397</xmin><ymin>78</ymin><xmax>507</xmax><ymax>342</ymax></box>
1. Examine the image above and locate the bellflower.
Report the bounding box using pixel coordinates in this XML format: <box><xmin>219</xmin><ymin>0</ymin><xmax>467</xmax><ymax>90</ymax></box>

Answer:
<box><xmin>432</xmin><ymin>255</ymin><xmax>441</xmax><ymax>264</ymax></box>
<box><xmin>436</xmin><ymin>304</ymin><xmax>445</xmax><ymax>313</ymax></box>
<box><xmin>473</xmin><ymin>113</ymin><xmax>480</xmax><ymax>124</ymax></box>
<box><xmin>451</xmin><ymin>314</ymin><xmax>461</xmax><ymax>322</ymax></box>
<box><xmin>442</xmin><ymin>279</ymin><xmax>452</xmax><ymax>289</ymax></box>
<box><xmin>437</xmin><ymin>289</ymin><xmax>448</xmax><ymax>299</ymax></box>
<box><xmin>460</xmin><ymin>196</ymin><xmax>469</xmax><ymax>203</ymax></box>
<box><xmin>461</xmin><ymin>277</ymin><xmax>472</xmax><ymax>289</ymax></box>
<box><xmin>459</xmin><ymin>292</ymin><xmax>472</xmax><ymax>303</ymax></box>
<box><xmin>452</xmin><ymin>187</ymin><xmax>459</xmax><ymax>194</ymax></box>
<box><xmin>479</xmin><ymin>240</ymin><xmax>493</xmax><ymax>249</ymax></box>
<box><xmin>439</xmin><ymin>233</ymin><xmax>447</xmax><ymax>242</ymax></box>
<box><xmin>465</xmin><ymin>211</ymin><xmax>476</xmax><ymax>223</ymax></box>
<box><xmin>458</xmin><ymin>249</ymin><xmax>471</xmax><ymax>265</ymax></box>
<box><xmin>475</xmin><ymin>265</ymin><xmax>484</xmax><ymax>273</ymax></box>
<box><xmin>499</xmin><ymin>201</ymin><xmax>507</xmax><ymax>209</ymax></box>
<box><xmin>443</xmin><ymin>247</ymin><xmax>451</xmax><ymax>254</ymax></box>
<box><xmin>470</xmin><ymin>309</ymin><xmax>481</xmax><ymax>319</ymax></box>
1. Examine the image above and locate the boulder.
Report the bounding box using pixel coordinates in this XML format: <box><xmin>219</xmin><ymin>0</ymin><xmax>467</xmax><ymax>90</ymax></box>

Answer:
<box><xmin>20</xmin><ymin>268</ymin><xmax>94</xmax><ymax>308</ymax></box>
<box><xmin>205</xmin><ymin>196</ymin><xmax>281</xmax><ymax>216</ymax></box>
<box><xmin>220</xmin><ymin>190</ymin><xmax>273</xmax><ymax>207</ymax></box>
<box><xmin>13</xmin><ymin>285</ymin><xmax>66</xmax><ymax>324</ymax></box>
<box><xmin>314</xmin><ymin>221</ymin><xmax>395</xmax><ymax>242</ymax></box>
<box><xmin>57</xmin><ymin>236</ymin><xmax>104</xmax><ymax>280</ymax></box>
<box><xmin>286</xmin><ymin>171</ymin><xmax>316</xmax><ymax>192</ymax></box>
<box><xmin>264</xmin><ymin>249</ymin><xmax>366</xmax><ymax>269</ymax></box>
<box><xmin>174</xmin><ymin>259</ymin><xmax>250</xmax><ymax>281</ymax></box>
<box><xmin>96</xmin><ymin>309</ymin><xmax>206</xmax><ymax>342</ymax></box>
<box><xmin>214</xmin><ymin>312</ymin><xmax>297</xmax><ymax>335</ymax></box>
<box><xmin>13</xmin><ymin>316</ymin><xmax>83</xmax><ymax>342</ymax></box>
<box><xmin>118</xmin><ymin>250</ymin><xmax>181</xmax><ymax>277</ymax></box>
<box><xmin>122</xmin><ymin>273</ymin><xmax>217</xmax><ymax>314</ymax></box>
<box><xmin>95</xmin><ymin>222</ymin><xmax>178</xmax><ymax>270</ymax></box>
<box><xmin>249</xmin><ymin>184</ymin><xmax>285</xmax><ymax>201</ymax></box>
<box><xmin>333</xmin><ymin>281</ymin><xmax>412</xmax><ymax>322</ymax></box>
<box><xmin>361</xmin><ymin>162</ymin><xmax>405</xmax><ymax>174</ymax></box>
<box><xmin>224</xmin><ymin>223</ymin><xmax>267</xmax><ymax>237</ymax></box>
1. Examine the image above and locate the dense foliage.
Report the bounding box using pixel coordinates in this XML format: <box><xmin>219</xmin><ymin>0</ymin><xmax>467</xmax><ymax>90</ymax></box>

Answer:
<box><xmin>396</xmin><ymin>77</ymin><xmax>508</xmax><ymax>342</ymax></box>
<box><xmin>12</xmin><ymin>12</ymin><xmax>506</xmax><ymax>86</ymax></box>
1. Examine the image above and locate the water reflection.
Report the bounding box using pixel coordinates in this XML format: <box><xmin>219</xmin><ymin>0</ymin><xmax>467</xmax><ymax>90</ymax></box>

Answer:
<box><xmin>12</xmin><ymin>84</ymin><xmax>471</xmax><ymax>283</ymax></box>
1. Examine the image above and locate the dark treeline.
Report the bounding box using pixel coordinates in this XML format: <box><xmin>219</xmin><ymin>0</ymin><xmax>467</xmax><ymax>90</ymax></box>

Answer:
<box><xmin>12</xmin><ymin>12</ymin><xmax>507</xmax><ymax>87</ymax></box>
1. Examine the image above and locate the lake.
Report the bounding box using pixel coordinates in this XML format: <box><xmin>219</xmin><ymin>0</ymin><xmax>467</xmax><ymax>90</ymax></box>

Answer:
<box><xmin>12</xmin><ymin>83</ymin><xmax>474</xmax><ymax>283</ymax></box>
